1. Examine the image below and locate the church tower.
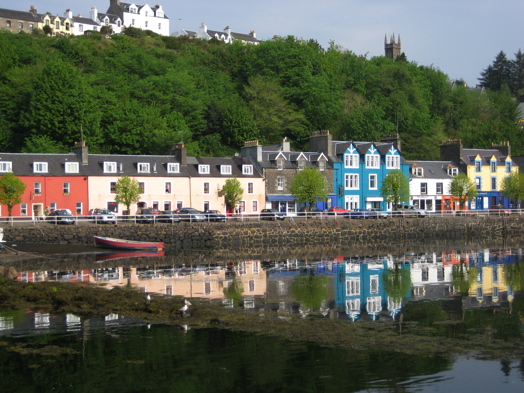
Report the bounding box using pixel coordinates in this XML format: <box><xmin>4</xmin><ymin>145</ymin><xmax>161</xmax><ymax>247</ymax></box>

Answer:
<box><xmin>384</xmin><ymin>33</ymin><xmax>401</xmax><ymax>60</ymax></box>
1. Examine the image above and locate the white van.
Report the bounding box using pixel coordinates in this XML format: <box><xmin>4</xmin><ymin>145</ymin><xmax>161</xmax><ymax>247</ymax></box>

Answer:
<box><xmin>394</xmin><ymin>204</ymin><xmax>427</xmax><ymax>218</ymax></box>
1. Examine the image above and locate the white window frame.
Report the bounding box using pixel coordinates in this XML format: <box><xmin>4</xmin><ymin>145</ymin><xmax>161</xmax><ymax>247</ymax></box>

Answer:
<box><xmin>318</xmin><ymin>160</ymin><xmax>326</xmax><ymax>171</ymax></box>
<box><xmin>33</xmin><ymin>162</ymin><xmax>48</xmax><ymax>173</ymax></box>
<box><xmin>386</xmin><ymin>155</ymin><xmax>400</xmax><ymax>169</ymax></box>
<box><xmin>137</xmin><ymin>163</ymin><xmax>150</xmax><ymax>173</ymax></box>
<box><xmin>104</xmin><ymin>162</ymin><xmax>117</xmax><ymax>173</ymax></box>
<box><xmin>412</xmin><ymin>167</ymin><xmax>423</xmax><ymax>176</ymax></box>
<box><xmin>344</xmin><ymin>154</ymin><xmax>359</xmax><ymax>168</ymax></box>
<box><xmin>277</xmin><ymin>159</ymin><xmax>284</xmax><ymax>170</ymax></box>
<box><xmin>436</xmin><ymin>182</ymin><xmax>443</xmax><ymax>194</ymax></box>
<box><xmin>167</xmin><ymin>163</ymin><xmax>180</xmax><ymax>173</ymax></box>
<box><xmin>421</xmin><ymin>183</ymin><xmax>427</xmax><ymax>194</ymax></box>
<box><xmin>0</xmin><ymin>161</ymin><xmax>13</xmax><ymax>172</ymax></box>
<box><xmin>242</xmin><ymin>165</ymin><xmax>253</xmax><ymax>175</ymax></box>
<box><xmin>20</xmin><ymin>203</ymin><xmax>28</xmax><ymax>216</ymax></box>
<box><xmin>365</xmin><ymin>154</ymin><xmax>379</xmax><ymax>169</ymax></box>
<box><xmin>346</xmin><ymin>278</ymin><xmax>360</xmax><ymax>296</ymax></box>
<box><xmin>277</xmin><ymin>177</ymin><xmax>284</xmax><ymax>191</ymax></box>
<box><xmin>220</xmin><ymin>165</ymin><xmax>232</xmax><ymax>175</ymax></box>
<box><xmin>298</xmin><ymin>160</ymin><xmax>306</xmax><ymax>170</ymax></box>
<box><xmin>65</xmin><ymin>162</ymin><xmax>79</xmax><ymax>173</ymax></box>
<box><xmin>198</xmin><ymin>164</ymin><xmax>210</xmax><ymax>174</ymax></box>
<box><xmin>34</xmin><ymin>182</ymin><xmax>42</xmax><ymax>194</ymax></box>
<box><xmin>369</xmin><ymin>174</ymin><xmax>377</xmax><ymax>190</ymax></box>
<box><xmin>370</xmin><ymin>275</ymin><xmax>379</xmax><ymax>294</ymax></box>
<box><xmin>76</xmin><ymin>202</ymin><xmax>83</xmax><ymax>215</ymax></box>
<box><xmin>345</xmin><ymin>174</ymin><xmax>359</xmax><ymax>190</ymax></box>
<box><xmin>448</xmin><ymin>167</ymin><xmax>458</xmax><ymax>176</ymax></box>
<box><xmin>63</xmin><ymin>182</ymin><xmax>70</xmax><ymax>194</ymax></box>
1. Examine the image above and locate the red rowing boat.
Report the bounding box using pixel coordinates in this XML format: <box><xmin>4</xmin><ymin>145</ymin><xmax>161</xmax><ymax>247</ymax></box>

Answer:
<box><xmin>93</xmin><ymin>236</ymin><xmax>164</xmax><ymax>250</ymax></box>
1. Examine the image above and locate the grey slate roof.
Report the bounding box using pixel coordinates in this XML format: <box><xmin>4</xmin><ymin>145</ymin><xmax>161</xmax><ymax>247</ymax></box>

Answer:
<box><xmin>406</xmin><ymin>160</ymin><xmax>462</xmax><ymax>179</ymax></box>
<box><xmin>462</xmin><ymin>148</ymin><xmax>509</xmax><ymax>166</ymax></box>
<box><xmin>0</xmin><ymin>152</ymin><xmax>261</xmax><ymax>179</ymax></box>
<box><xmin>0</xmin><ymin>8</ymin><xmax>40</xmax><ymax>22</ymax></box>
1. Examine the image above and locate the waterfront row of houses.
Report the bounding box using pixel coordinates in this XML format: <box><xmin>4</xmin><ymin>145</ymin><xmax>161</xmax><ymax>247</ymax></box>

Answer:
<box><xmin>0</xmin><ymin>131</ymin><xmax>519</xmax><ymax>218</ymax></box>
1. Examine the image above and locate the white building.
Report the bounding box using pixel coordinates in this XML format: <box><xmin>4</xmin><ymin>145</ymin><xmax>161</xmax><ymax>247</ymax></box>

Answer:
<box><xmin>182</xmin><ymin>23</ymin><xmax>260</xmax><ymax>44</ymax></box>
<box><xmin>106</xmin><ymin>1</ymin><xmax>170</xmax><ymax>36</ymax></box>
<box><xmin>407</xmin><ymin>160</ymin><xmax>462</xmax><ymax>213</ymax></box>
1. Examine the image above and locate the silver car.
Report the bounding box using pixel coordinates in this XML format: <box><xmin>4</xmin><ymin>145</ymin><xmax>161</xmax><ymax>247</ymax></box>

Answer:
<box><xmin>88</xmin><ymin>208</ymin><xmax>117</xmax><ymax>224</ymax></box>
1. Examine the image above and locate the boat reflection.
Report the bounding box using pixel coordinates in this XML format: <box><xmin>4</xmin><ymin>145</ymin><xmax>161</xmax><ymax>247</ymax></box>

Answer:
<box><xmin>95</xmin><ymin>249</ymin><xmax>165</xmax><ymax>262</ymax></box>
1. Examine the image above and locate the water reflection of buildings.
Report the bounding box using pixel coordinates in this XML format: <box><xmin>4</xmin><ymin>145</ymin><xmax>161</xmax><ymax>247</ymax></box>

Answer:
<box><xmin>335</xmin><ymin>256</ymin><xmax>410</xmax><ymax>321</ymax></box>
<box><xmin>13</xmin><ymin>248</ymin><xmax>524</xmax><ymax>321</ymax></box>
<box><xmin>17</xmin><ymin>260</ymin><xmax>267</xmax><ymax>301</ymax></box>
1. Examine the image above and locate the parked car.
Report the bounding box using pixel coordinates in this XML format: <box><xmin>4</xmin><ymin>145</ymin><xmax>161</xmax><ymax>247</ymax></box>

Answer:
<box><xmin>328</xmin><ymin>206</ymin><xmax>350</xmax><ymax>215</ymax></box>
<box><xmin>366</xmin><ymin>208</ymin><xmax>389</xmax><ymax>219</ymax></box>
<box><xmin>298</xmin><ymin>207</ymin><xmax>325</xmax><ymax>216</ymax></box>
<box><xmin>260</xmin><ymin>208</ymin><xmax>286</xmax><ymax>221</ymax></box>
<box><xmin>136</xmin><ymin>208</ymin><xmax>157</xmax><ymax>223</ymax></box>
<box><xmin>345</xmin><ymin>209</ymin><xmax>370</xmax><ymax>219</ymax></box>
<box><xmin>157</xmin><ymin>211</ymin><xmax>181</xmax><ymax>223</ymax></box>
<box><xmin>175</xmin><ymin>208</ymin><xmax>206</xmax><ymax>222</ymax></box>
<box><xmin>488</xmin><ymin>205</ymin><xmax>511</xmax><ymax>216</ymax></box>
<box><xmin>393</xmin><ymin>204</ymin><xmax>427</xmax><ymax>218</ymax></box>
<box><xmin>88</xmin><ymin>208</ymin><xmax>116</xmax><ymax>224</ymax></box>
<box><xmin>46</xmin><ymin>209</ymin><xmax>75</xmax><ymax>225</ymax></box>
<box><xmin>202</xmin><ymin>210</ymin><xmax>227</xmax><ymax>222</ymax></box>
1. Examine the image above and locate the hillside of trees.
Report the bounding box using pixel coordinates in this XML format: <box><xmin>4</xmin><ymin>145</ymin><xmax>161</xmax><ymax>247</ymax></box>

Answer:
<box><xmin>0</xmin><ymin>28</ymin><xmax>522</xmax><ymax>160</ymax></box>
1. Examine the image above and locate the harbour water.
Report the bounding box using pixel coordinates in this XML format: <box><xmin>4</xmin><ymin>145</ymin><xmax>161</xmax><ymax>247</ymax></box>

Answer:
<box><xmin>1</xmin><ymin>243</ymin><xmax>524</xmax><ymax>392</ymax></box>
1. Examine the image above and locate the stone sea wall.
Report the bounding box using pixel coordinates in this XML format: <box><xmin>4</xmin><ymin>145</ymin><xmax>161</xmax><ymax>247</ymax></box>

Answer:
<box><xmin>1</xmin><ymin>216</ymin><xmax>522</xmax><ymax>251</ymax></box>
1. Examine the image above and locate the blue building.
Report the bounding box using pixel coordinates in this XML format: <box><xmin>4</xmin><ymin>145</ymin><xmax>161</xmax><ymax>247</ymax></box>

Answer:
<box><xmin>309</xmin><ymin>131</ymin><xmax>409</xmax><ymax>211</ymax></box>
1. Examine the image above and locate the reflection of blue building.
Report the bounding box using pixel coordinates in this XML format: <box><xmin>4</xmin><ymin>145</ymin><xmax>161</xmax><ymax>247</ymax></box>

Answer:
<box><xmin>335</xmin><ymin>259</ymin><xmax>411</xmax><ymax>321</ymax></box>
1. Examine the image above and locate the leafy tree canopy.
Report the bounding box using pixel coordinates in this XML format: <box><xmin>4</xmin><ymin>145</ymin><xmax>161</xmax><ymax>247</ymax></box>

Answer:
<box><xmin>380</xmin><ymin>169</ymin><xmax>410</xmax><ymax>207</ymax></box>
<box><xmin>0</xmin><ymin>172</ymin><xmax>27</xmax><ymax>216</ymax></box>
<box><xmin>114</xmin><ymin>175</ymin><xmax>142</xmax><ymax>214</ymax></box>
<box><xmin>289</xmin><ymin>167</ymin><xmax>328</xmax><ymax>208</ymax></box>
<box><xmin>221</xmin><ymin>177</ymin><xmax>244</xmax><ymax>211</ymax></box>
<box><xmin>449</xmin><ymin>173</ymin><xmax>478</xmax><ymax>210</ymax></box>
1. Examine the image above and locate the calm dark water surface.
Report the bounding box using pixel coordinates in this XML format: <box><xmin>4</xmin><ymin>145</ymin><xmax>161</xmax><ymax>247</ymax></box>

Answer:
<box><xmin>2</xmin><ymin>244</ymin><xmax>524</xmax><ymax>392</ymax></box>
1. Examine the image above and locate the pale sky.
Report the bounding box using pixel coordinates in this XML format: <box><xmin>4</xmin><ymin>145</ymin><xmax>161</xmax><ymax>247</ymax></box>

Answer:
<box><xmin>1</xmin><ymin>1</ymin><xmax>522</xmax><ymax>86</ymax></box>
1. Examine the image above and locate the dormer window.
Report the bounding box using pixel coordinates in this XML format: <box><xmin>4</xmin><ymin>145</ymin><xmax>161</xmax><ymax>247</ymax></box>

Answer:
<box><xmin>199</xmin><ymin>164</ymin><xmax>210</xmax><ymax>174</ymax></box>
<box><xmin>344</xmin><ymin>154</ymin><xmax>359</xmax><ymax>168</ymax></box>
<box><xmin>277</xmin><ymin>159</ymin><xmax>284</xmax><ymax>170</ymax></box>
<box><xmin>365</xmin><ymin>154</ymin><xmax>379</xmax><ymax>169</ymax></box>
<box><xmin>491</xmin><ymin>161</ymin><xmax>497</xmax><ymax>172</ymax></box>
<box><xmin>33</xmin><ymin>162</ymin><xmax>48</xmax><ymax>173</ymax></box>
<box><xmin>298</xmin><ymin>159</ymin><xmax>306</xmax><ymax>170</ymax></box>
<box><xmin>242</xmin><ymin>165</ymin><xmax>253</xmax><ymax>175</ymax></box>
<box><xmin>220</xmin><ymin>165</ymin><xmax>232</xmax><ymax>175</ymax></box>
<box><xmin>137</xmin><ymin>163</ymin><xmax>150</xmax><ymax>173</ymax></box>
<box><xmin>318</xmin><ymin>160</ymin><xmax>326</xmax><ymax>172</ymax></box>
<box><xmin>412</xmin><ymin>167</ymin><xmax>423</xmax><ymax>177</ymax></box>
<box><xmin>0</xmin><ymin>162</ymin><xmax>12</xmax><ymax>172</ymax></box>
<box><xmin>447</xmin><ymin>166</ymin><xmax>458</xmax><ymax>176</ymax></box>
<box><xmin>475</xmin><ymin>161</ymin><xmax>481</xmax><ymax>172</ymax></box>
<box><xmin>506</xmin><ymin>162</ymin><xmax>512</xmax><ymax>173</ymax></box>
<box><xmin>65</xmin><ymin>162</ymin><xmax>79</xmax><ymax>173</ymax></box>
<box><xmin>386</xmin><ymin>155</ymin><xmax>400</xmax><ymax>169</ymax></box>
<box><xmin>104</xmin><ymin>162</ymin><xmax>117</xmax><ymax>173</ymax></box>
<box><xmin>167</xmin><ymin>163</ymin><xmax>179</xmax><ymax>173</ymax></box>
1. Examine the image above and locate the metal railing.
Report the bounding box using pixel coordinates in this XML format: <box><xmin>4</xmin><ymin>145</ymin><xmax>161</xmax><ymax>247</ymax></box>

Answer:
<box><xmin>1</xmin><ymin>209</ymin><xmax>522</xmax><ymax>226</ymax></box>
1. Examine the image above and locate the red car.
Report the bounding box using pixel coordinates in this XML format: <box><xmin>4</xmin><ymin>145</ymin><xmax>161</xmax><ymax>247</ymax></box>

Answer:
<box><xmin>328</xmin><ymin>206</ymin><xmax>350</xmax><ymax>215</ymax></box>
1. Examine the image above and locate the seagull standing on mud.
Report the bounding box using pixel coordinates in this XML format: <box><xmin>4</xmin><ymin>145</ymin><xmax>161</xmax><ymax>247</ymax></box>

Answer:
<box><xmin>179</xmin><ymin>299</ymin><xmax>191</xmax><ymax>315</ymax></box>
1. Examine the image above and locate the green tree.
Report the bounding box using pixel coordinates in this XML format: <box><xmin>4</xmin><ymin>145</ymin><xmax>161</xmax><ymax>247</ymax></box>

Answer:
<box><xmin>0</xmin><ymin>172</ymin><xmax>27</xmax><ymax>217</ymax></box>
<box><xmin>114</xmin><ymin>176</ymin><xmax>142</xmax><ymax>215</ymax></box>
<box><xmin>478</xmin><ymin>51</ymin><xmax>513</xmax><ymax>92</ymax></box>
<box><xmin>449</xmin><ymin>173</ymin><xmax>477</xmax><ymax>211</ymax></box>
<box><xmin>221</xmin><ymin>177</ymin><xmax>244</xmax><ymax>213</ymax></box>
<box><xmin>383</xmin><ymin>265</ymin><xmax>411</xmax><ymax>302</ymax></box>
<box><xmin>289</xmin><ymin>167</ymin><xmax>328</xmax><ymax>210</ymax></box>
<box><xmin>501</xmin><ymin>172</ymin><xmax>524</xmax><ymax>207</ymax></box>
<box><xmin>380</xmin><ymin>169</ymin><xmax>410</xmax><ymax>208</ymax></box>
<box><xmin>291</xmin><ymin>273</ymin><xmax>329</xmax><ymax>310</ymax></box>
